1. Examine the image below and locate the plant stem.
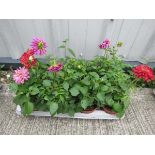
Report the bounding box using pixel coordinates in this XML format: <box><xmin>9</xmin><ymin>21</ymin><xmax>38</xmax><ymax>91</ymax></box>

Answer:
<box><xmin>64</xmin><ymin>42</ymin><xmax>67</xmax><ymax>57</ymax></box>
<box><xmin>53</xmin><ymin>72</ymin><xmax>57</xmax><ymax>88</ymax></box>
<box><xmin>104</xmin><ymin>49</ymin><xmax>108</xmax><ymax>59</ymax></box>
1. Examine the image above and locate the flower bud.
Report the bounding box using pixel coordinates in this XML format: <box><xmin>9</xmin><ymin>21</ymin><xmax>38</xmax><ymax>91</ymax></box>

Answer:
<box><xmin>117</xmin><ymin>42</ymin><xmax>123</xmax><ymax>47</ymax></box>
<box><xmin>77</xmin><ymin>65</ymin><xmax>81</xmax><ymax>69</ymax></box>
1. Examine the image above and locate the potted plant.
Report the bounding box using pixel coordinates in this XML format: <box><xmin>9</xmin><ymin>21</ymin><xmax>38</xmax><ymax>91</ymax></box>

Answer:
<box><xmin>10</xmin><ymin>38</ymin><xmax>133</xmax><ymax>119</ymax></box>
<box><xmin>131</xmin><ymin>64</ymin><xmax>155</xmax><ymax>87</ymax></box>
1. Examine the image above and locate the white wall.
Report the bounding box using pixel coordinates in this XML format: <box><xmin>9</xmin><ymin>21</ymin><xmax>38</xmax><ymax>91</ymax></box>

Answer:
<box><xmin>0</xmin><ymin>19</ymin><xmax>155</xmax><ymax>62</ymax></box>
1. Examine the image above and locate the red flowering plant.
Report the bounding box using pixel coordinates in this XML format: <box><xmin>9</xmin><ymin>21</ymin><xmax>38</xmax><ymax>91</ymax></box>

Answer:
<box><xmin>131</xmin><ymin>64</ymin><xmax>155</xmax><ymax>87</ymax></box>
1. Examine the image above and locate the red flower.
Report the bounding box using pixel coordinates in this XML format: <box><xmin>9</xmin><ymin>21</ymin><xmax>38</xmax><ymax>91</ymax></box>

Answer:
<box><xmin>20</xmin><ymin>49</ymin><xmax>37</xmax><ymax>69</ymax></box>
<box><xmin>132</xmin><ymin>64</ymin><xmax>154</xmax><ymax>82</ymax></box>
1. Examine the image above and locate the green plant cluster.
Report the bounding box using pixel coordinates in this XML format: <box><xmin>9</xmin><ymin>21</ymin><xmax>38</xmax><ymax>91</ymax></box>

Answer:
<box><xmin>132</xmin><ymin>73</ymin><xmax>155</xmax><ymax>88</ymax></box>
<box><xmin>10</xmin><ymin>42</ymin><xmax>133</xmax><ymax>118</ymax></box>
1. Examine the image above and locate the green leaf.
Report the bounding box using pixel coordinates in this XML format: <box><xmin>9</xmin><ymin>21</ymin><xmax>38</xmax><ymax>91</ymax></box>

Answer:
<box><xmin>89</xmin><ymin>72</ymin><xmax>99</xmax><ymax>80</ymax></box>
<box><xmin>67</xmin><ymin>48</ymin><xmax>76</xmax><ymax>57</ymax></box>
<box><xmin>48</xmin><ymin>72</ymin><xmax>54</xmax><ymax>78</ymax></box>
<box><xmin>63</xmin><ymin>81</ymin><xmax>69</xmax><ymax>91</ymax></box>
<box><xmin>59</xmin><ymin>95</ymin><xmax>65</xmax><ymax>102</ymax></box>
<box><xmin>31</xmin><ymin>68</ymin><xmax>36</xmax><ymax>74</ymax></box>
<box><xmin>23</xmin><ymin>102</ymin><xmax>34</xmax><ymax>115</ymax></box>
<box><xmin>69</xmin><ymin>87</ymin><xmax>79</xmax><ymax>96</ymax></box>
<box><xmin>30</xmin><ymin>87</ymin><xmax>39</xmax><ymax>95</ymax></box>
<box><xmin>81</xmin><ymin>76</ymin><xmax>90</xmax><ymax>86</ymax></box>
<box><xmin>0</xmin><ymin>64</ymin><xmax>4</xmax><ymax>69</ymax></box>
<box><xmin>113</xmin><ymin>103</ymin><xmax>123</xmax><ymax>112</ymax></box>
<box><xmin>68</xmin><ymin>109</ymin><xmax>75</xmax><ymax>116</ymax></box>
<box><xmin>79</xmin><ymin>86</ymin><xmax>88</xmax><ymax>95</ymax></box>
<box><xmin>100</xmin><ymin>75</ymin><xmax>107</xmax><ymax>81</ymax></box>
<box><xmin>58</xmin><ymin>45</ymin><xmax>66</xmax><ymax>48</ymax></box>
<box><xmin>81</xmin><ymin>99</ymin><xmax>89</xmax><ymax>110</ymax></box>
<box><xmin>9</xmin><ymin>83</ymin><xmax>18</xmax><ymax>93</ymax></box>
<box><xmin>124</xmin><ymin>101</ymin><xmax>130</xmax><ymax>109</ymax></box>
<box><xmin>44</xmin><ymin>96</ymin><xmax>49</xmax><ymax>101</ymax></box>
<box><xmin>43</xmin><ymin>80</ymin><xmax>51</xmax><ymax>87</ymax></box>
<box><xmin>118</xmin><ymin>81</ymin><xmax>127</xmax><ymax>91</ymax></box>
<box><xmin>97</xmin><ymin>92</ymin><xmax>105</xmax><ymax>102</ymax></box>
<box><xmin>105</xmin><ymin>96</ymin><xmax>114</xmax><ymax>107</ymax></box>
<box><xmin>50</xmin><ymin>102</ymin><xmax>58</xmax><ymax>116</ymax></box>
<box><xmin>101</xmin><ymin>85</ymin><xmax>109</xmax><ymax>92</ymax></box>
<box><xmin>13</xmin><ymin>95</ymin><xmax>29</xmax><ymax>105</ymax></box>
<box><xmin>94</xmin><ymin>83</ymin><xmax>99</xmax><ymax>89</ymax></box>
<box><xmin>119</xmin><ymin>83</ymin><xmax>127</xmax><ymax>91</ymax></box>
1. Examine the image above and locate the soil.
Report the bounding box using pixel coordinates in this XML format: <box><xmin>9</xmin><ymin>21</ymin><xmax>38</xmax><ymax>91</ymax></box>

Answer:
<box><xmin>102</xmin><ymin>106</ymin><xmax>116</xmax><ymax>115</ymax></box>
<box><xmin>81</xmin><ymin>106</ymin><xmax>96</xmax><ymax>114</ymax></box>
<box><xmin>0</xmin><ymin>70</ymin><xmax>12</xmax><ymax>84</ymax></box>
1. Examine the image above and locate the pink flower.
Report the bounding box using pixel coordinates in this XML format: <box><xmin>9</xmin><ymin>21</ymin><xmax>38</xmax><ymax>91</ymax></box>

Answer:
<box><xmin>13</xmin><ymin>67</ymin><xmax>30</xmax><ymax>84</ymax></box>
<box><xmin>99</xmin><ymin>39</ymin><xmax>110</xmax><ymax>49</ymax></box>
<box><xmin>30</xmin><ymin>37</ymin><xmax>47</xmax><ymax>55</ymax></box>
<box><xmin>48</xmin><ymin>63</ymin><xmax>63</xmax><ymax>72</ymax></box>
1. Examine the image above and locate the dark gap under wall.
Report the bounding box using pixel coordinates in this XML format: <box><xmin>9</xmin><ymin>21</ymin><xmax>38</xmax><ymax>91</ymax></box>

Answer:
<box><xmin>0</xmin><ymin>57</ymin><xmax>155</xmax><ymax>70</ymax></box>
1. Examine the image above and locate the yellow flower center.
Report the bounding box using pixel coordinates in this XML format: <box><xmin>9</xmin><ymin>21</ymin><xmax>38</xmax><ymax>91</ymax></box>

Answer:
<box><xmin>38</xmin><ymin>42</ymin><xmax>43</xmax><ymax>49</ymax></box>
<box><xmin>29</xmin><ymin>56</ymin><xmax>33</xmax><ymax>62</ymax></box>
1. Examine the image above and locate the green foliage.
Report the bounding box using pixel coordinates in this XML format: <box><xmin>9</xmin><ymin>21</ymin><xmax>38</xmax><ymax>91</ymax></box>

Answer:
<box><xmin>63</xmin><ymin>81</ymin><xmax>69</xmax><ymax>91</ymax></box>
<box><xmin>58</xmin><ymin>39</ymin><xmax>76</xmax><ymax>57</ymax></box>
<box><xmin>0</xmin><ymin>64</ymin><xmax>4</xmax><ymax>70</ymax></box>
<box><xmin>49</xmin><ymin>102</ymin><xmax>58</xmax><ymax>116</ymax></box>
<box><xmin>97</xmin><ymin>92</ymin><xmax>105</xmax><ymax>102</ymax></box>
<box><xmin>81</xmin><ymin>98</ymin><xmax>90</xmax><ymax>109</ymax></box>
<box><xmin>43</xmin><ymin>80</ymin><xmax>51</xmax><ymax>87</ymax></box>
<box><xmin>29</xmin><ymin>87</ymin><xmax>39</xmax><ymax>95</ymax></box>
<box><xmin>10</xmin><ymin>41</ymin><xmax>133</xmax><ymax>118</ymax></box>
<box><xmin>69</xmin><ymin>87</ymin><xmax>80</xmax><ymax>96</ymax></box>
<box><xmin>13</xmin><ymin>94</ymin><xmax>29</xmax><ymax>105</ymax></box>
<box><xmin>67</xmin><ymin>48</ymin><xmax>76</xmax><ymax>57</ymax></box>
<box><xmin>9</xmin><ymin>83</ymin><xmax>18</xmax><ymax>93</ymax></box>
<box><xmin>23</xmin><ymin>102</ymin><xmax>34</xmax><ymax>115</ymax></box>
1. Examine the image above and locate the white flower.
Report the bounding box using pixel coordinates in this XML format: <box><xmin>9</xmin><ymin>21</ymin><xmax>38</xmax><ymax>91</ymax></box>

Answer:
<box><xmin>6</xmin><ymin>74</ymin><xmax>11</xmax><ymax>79</ymax></box>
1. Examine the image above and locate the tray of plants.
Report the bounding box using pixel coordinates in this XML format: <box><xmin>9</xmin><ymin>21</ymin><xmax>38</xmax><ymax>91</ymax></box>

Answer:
<box><xmin>16</xmin><ymin>105</ymin><xmax>121</xmax><ymax>119</ymax></box>
<box><xmin>10</xmin><ymin>38</ymin><xmax>135</xmax><ymax>120</ymax></box>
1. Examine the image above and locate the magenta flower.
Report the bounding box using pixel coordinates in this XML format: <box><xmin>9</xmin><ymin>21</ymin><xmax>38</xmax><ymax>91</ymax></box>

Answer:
<box><xmin>31</xmin><ymin>37</ymin><xmax>47</xmax><ymax>55</ymax></box>
<box><xmin>48</xmin><ymin>63</ymin><xmax>63</xmax><ymax>72</ymax></box>
<box><xmin>99</xmin><ymin>39</ymin><xmax>110</xmax><ymax>49</ymax></box>
<box><xmin>13</xmin><ymin>67</ymin><xmax>30</xmax><ymax>84</ymax></box>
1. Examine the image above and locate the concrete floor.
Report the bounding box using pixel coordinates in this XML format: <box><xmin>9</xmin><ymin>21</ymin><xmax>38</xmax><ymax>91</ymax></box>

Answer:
<box><xmin>0</xmin><ymin>84</ymin><xmax>155</xmax><ymax>135</ymax></box>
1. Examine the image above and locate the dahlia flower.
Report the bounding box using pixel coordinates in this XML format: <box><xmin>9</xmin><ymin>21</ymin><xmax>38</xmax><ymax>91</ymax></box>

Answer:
<box><xmin>31</xmin><ymin>37</ymin><xmax>47</xmax><ymax>55</ymax></box>
<box><xmin>13</xmin><ymin>67</ymin><xmax>30</xmax><ymax>84</ymax></box>
<box><xmin>48</xmin><ymin>63</ymin><xmax>63</xmax><ymax>72</ymax></box>
<box><xmin>132</xmin><ymin>64</ymin><xmax>154</xmax><ymax>82</ymax></box>
<box><xmin>20</xmin><ymin>49</ymin><xmax>37</xmax><ymax>69</ymax></box>
<box><xmin>99</xmin><ymin>39</ymin><xmax>110</xmax><ymax>49</ymax></box>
